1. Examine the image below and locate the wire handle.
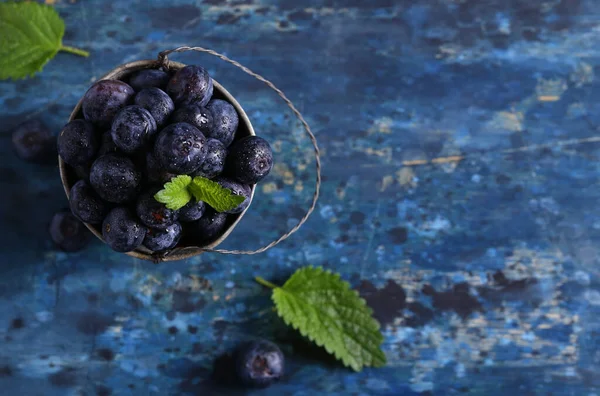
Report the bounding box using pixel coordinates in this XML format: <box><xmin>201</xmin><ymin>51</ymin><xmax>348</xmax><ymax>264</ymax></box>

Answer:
<box><xmin>156</xmin><ymin>46</ymin><xmax>321</xmax><ymax>256</ymax></box>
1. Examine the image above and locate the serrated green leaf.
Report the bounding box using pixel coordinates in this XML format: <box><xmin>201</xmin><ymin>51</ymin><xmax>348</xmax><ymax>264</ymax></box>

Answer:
<box><xmin>189</xmin><ymin>176</ymin><xmax>245</xmax><ymax>213</ymax></box>
<box><xmin>269</xmin><ymin>266</ymin><xmax>386</xmax><ymax>371</ymax></box>
<box><xmin>154</xmin><ymin>175</ymin><xmax>193</xmax><ymax>210</ymax></box>
<box><xmin>0</xmin><ymin>2</ymin><xmax>65</xmax><ymax>80</ymax></box>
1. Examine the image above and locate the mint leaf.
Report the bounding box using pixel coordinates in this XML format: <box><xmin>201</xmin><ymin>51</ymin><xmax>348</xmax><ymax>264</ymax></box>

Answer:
<box><xmin>0</xmin><ymin>2</ymin><xmax>89</xmax><ymax>80</ymax></box>
<box><xmin>189</xmin><ymin>176</ymin><xmax>245</xmax><ymax>213</ymax></box>
<box><xmin>256</xmin><ymin>267</ymin><xmax>386</xmax><ymax>372</ymax></box>
<box><xmin>154</xmin><ymin>175</ymin><xmax>193</xmax><ymax>210</ymax></box>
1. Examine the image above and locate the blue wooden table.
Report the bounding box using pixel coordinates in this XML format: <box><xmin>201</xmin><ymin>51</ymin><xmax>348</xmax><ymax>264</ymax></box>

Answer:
<box><xmin>2</xmin><ymin>0</ymin><xmax>600</xmax><ymax>394</ymax></box>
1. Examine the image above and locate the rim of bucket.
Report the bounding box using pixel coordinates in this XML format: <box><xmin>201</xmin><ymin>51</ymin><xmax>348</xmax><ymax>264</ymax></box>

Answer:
<box><xmin>58</xmin><ymin>59</ymin><xmax>256</xmax><ymax>262</ymax></box>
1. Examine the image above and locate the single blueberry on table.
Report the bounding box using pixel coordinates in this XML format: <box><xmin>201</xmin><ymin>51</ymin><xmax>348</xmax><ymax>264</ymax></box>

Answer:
<box><xmin>146</xmin><ymin>151</ymin><xmax>178</xmax><ymax>185</ymax></box>
<box><xmin>214</xmin><ymin>177</ymin><xmax>251</xmax><ymax>214</ymax></box>
<box><xmin>171</xmin><ymin>103</ymin><xmax>214</xmax><ymax>135</ymax></box>
<box><xmin>110</xmin><ymin>105</ymin><xmax>157</xmax><ymax>153</ymax></box>
<box><xmin>166</xmin><ymin>65</ymin><xmax>213</xmax><ymax>107</ymax></box>
<box><xmin>57</xmin><ymin>119</ymin><xmax>98</xmax><ymax>167</ymax></box>
<box><xmin>69</xmin><ymin>180</ymin><xmax>110</xmax><ymax>224</ymax></box>
<box><xmin>234</xmin><ymin>340</ymin><xmax>284</xmax><ymax>388</ymax></box>
<box><xmin>226</xmin><ymin>136</ymin><xmax>273</xmax><ymax>184</ymax></box>
<box><xmin>90</xmin><ymin>153</ymin><xmax>142</xmax><ymax>203</ymax></box>
<box><xmin>102</xmin><ymin>207</ymin><xmax>146</xmax><ymax>252</ymax></box>
<box><xmin>49</xmin><ymin>211</ymin><xmax>90</xmax><ymax>252</ymax></box>
<box><xmin>143</xmin><ymin>222</ymin><xmax>182</xmax><ymax>252</ymax></box>
<box><xmin>11</xmin><ymin>119</ymin><xmax>56</xmax><ymax>163</ymax></box>
<box><xmin>82</xmin><ymin>79</ymin><xmax>135</xmax><ymax>128</ymax></box>
<box><xmin>178</xmin><ymin>199</ymin><xmax>206</xmax><ymax>222</ymax></box>
<box><xmin>134</xmin><ymin>87</ymin><xmax>175</xmax><ymax>128</ymax></box>
<box><xmin>193</xmin><ymin>138</ymin><xmax>227</xmax><ymax>179</ymax></box>
<box><xmin>135</xmin><ymin>187</ymin><xmax>179</xmax><ymax>230</ymax></box>
<box><xmin>189</xmin><ymin>207</ymin><xmax>228</xmax><ymax>244</ymax></box>
<box><xmin>154</xmin><ymin>122</ymin><xmax>208</xmax><ymax>174</ymax></box>
<box><xmin>206</xmin><ymin>99</ymin><xmax>239</xmax><ymax>147</ymax></box>
<box><xmin>128</xmin><ymin>69</ymin><xmax>171</xmax><ymax>91</ymax></box>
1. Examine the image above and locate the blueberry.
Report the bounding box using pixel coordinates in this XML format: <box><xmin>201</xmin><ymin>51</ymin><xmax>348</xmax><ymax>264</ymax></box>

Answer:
<box><xmin>189</xmin><ymin>207</ymin><xmax>228</xmax><ymax>244</ymax></box>
<box><xmin>90</xmin><ymin>153</ymin><xmax>142</xmax><ymax>203</ymax></box>
<box><xmin>82</xmin><ymin>80</ymin><xmax>135</xmax><ymax>128</ymax></box>
<box><xmin>135</xmin><ymin>188</ymin><xmax>179</xmax><ymax>229</ymax></box>
<box><xmin>102</xmin><ymin>207</ymin><xmax>146</xmax><ymax>252</ymax></box>
<box><xmin>97</xmin><ymin>131</ymin><xmax>119</xmax><ymax>156</ymax></box>
<box><xmin>214</xmin><ymin>177</ymin><xmax>251</xmax><ymax>214</ymax></box>
<box><xmin>234</xmin><ymin>340</ymin><xmax>284</xmax><ymax>388</ymax></box>
<box><xmin>110</xmin><ymin>105</ymin><xmax>157</xmax><ymax>153</ymax></box>
<box><xmin>11</xmin><ymin>119</ymin><xmax>56</xmax><ymax>163</ymax></box>
<box><xmin>171</xmin><ymin>103</ymin><xmax>214</xmax><ymax>135</ymax></box>
<box><xmin>57</xmin><ymin>119</ymin><xmax>98</xmax><ymax>166</ymax></box>
<box><xmin>143</xmin><ymin>222</ymin><xmax>182</xmax><ymax>252</ymax></box>
<box><xmin>178</xmin><ymin>199</ymin><xmax>206</xmax><ymax>222</ymax></box>
<box><xmin>146</xmin><ymin>151</ymin><xmax>178</xmax><ymax>185</ymax></box>
<box><xmin>166</xmin><ymin>65</ymin><xmax>213</xmax><ymax>107</ymax></box>
<box><xmin>134</xmin><ymin>87</ymin><xmax>175</xmax><ymax>128</ymax></box>
<box><xmin>154</xmin><ymin>122</ymin><xmax>208</xmax><ymax>174</ymax></box>
<box><xmin>226</xmin><ymin>136</ymin><xmax>273</xmax><ymax>184</ymax></box>
<box><xmin>192</xmin><ymin>138</ymin><xmax>226</xmax><ymax>179</ymax></box>
<box><xmin>205</xmin><ymin>99</ymin><xmax>238</xmax><ymax>147</ymax></box>
<box><xmin>128</xmin><ymin>69</ymin><xmax>170</xmax><ymax>91</ymax></box>
<box><xmin>69</xmin><ymin>180</ymin><xmax>110</xmax><ymax>224</ymax></box>
<box><xmin>49</xmin><ymin>211</ymin><xmax>90</xmax><ymax>252</ymax></box>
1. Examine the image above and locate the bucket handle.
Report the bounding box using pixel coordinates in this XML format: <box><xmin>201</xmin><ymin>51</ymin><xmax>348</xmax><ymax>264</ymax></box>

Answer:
<box><xmin>156</xmin><ymin>46</ymin><xmax>321</xmax><ymax>256</ymax></box>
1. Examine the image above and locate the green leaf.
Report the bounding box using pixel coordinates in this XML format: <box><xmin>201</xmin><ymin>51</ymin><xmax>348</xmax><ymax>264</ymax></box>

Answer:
<box><xmin>0</xmin><ymin>2</ymin><xmax>88</xmax><ymax>80</ymax></box>
<box><xmin>189</xmin><ymin>176</ymin><xmax>245</xmax><ymax>213</ymax></box>
<box><xmin>154</xmin><ymin>175</ymin><xmax>193</xmax><ymax>210</ymax></box>
<box><xmin>257</xmin><ymin>267</ymin><xmax>387</xmax><ymax>371</ymax></box>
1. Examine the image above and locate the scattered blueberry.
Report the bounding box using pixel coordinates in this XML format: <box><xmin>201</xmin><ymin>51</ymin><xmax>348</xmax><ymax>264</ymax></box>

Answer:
<box><xmin>171</xmin><ymin>103</ymin><xmax>214</xmax><ymax>135</ymax></box>
<box><xmin>49</xmin><ymin>211</ymin><xmax>90</xmax><ymax>252</ymax></box>
<box><xmin>135</xmin><ymin>188</ymin><xmax>179</xmax><ymax>229</ymax></box>
<box><xmin>214</xmin><ymin>177</ymin><xmax>251</xmax><ymax>214</ymax></box>
<box><xmin>90</xmin><ymin>153</ymin><xmax>142</xmax><ymax>203</ymax></box>
<box><xmin>143</xmin><ymin>222</ymin><xmax>182</xmax><ymax>252</ymax></box>
<box><xmin>11</xmin><ymin>119</ymin><xmax>55</xmax><ymax>163</ymax></box>
<box><xmin>57</xmin><ymin>119</ymin><xmax>98</xmax><ymax>166</ymax></box>
<box><xmin>166</xmin><ymin>65</ymin><xmax>213</xmax><ymax>107</ymax></box>
<box><xmin>154</xmin><ymin>122</ymin><xmax>208</xmax><ymax>174</ymax></box>
<box><xmin>82</xmin><ymin>80</ymin><xmax>135</xmax><ymax>128</ymax></box>
<box><xmin>128</xmin><ymin>69</ymin><xmax>171</xmax><ymax>91</ymax></box>
<box><xmin>69</xmin><ymin>180</ymin><xmax>110</xmax><ymax>224</ymax></box>
<box><xmin>146</xmin><ymin>151</ymin><xmax>178</xmax><ymax>185</ymax></box>
<box><xmin>178</xmin><ymin>199</ymin><xmax>206</xmax><ymax>222</ymax></box>
<box><xmin>234</xmin><ymin>340</ymin><xmax>284</xmax><ymax>388</ymax></box>
<box><xmin>110</xmin><ymin>105</ymin><xmax>157</xmax><ymax>153</ymax></box>
<box><xmin>189</xmin><ymin>207</ymin><xmax>228</xmax><ymax>244</ymax></box>
<box><xmin>134</xmin><ymin>87</ymin><xmax>175</xmax><ymax>128</ymax></box>
<box><xmin>226</xmin><ymin>136</ymin><xmax>273</xmax><ymax>184</ymax></box>
<box><xmin>205</xmin><ymin>99</ymin><xmax>238</xmax><ymax>147</ymax></box>
<box><xmin>192</xmin><ymin>138</ymin><xmax>226</xmax><ymax>179</ymax></box>
<box><xmin>102</xmin><ymin>207</ymin><xmax>146</xmax><ymax>252</ymax></box>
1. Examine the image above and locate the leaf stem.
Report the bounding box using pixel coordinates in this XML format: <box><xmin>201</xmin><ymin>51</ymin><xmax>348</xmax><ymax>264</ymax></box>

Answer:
<box><xmin>59</xmin><ymin>45</ymin><xmax>89</xmax><ymax>57</ymax></box>
<box><xmin>255</xmin><ymin>276</ymin><xmax>279</xmax><ymax>289</ymax></box>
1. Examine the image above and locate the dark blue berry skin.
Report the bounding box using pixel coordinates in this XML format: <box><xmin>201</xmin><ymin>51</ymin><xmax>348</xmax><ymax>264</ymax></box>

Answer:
<box><xmin>146</xmin><ymin>152</ymin><xmax>178</xmax><ymax>185</ymax></box>
<box><xmin>193</xmin><ymin>138</ymin><xmax>226</xmax><ymax>179</ymax></box>
<box><xmin>12</xmin><ymin>119</ymin><xmax>56</xmax><ymax>163</ymax></box>
<box><xmin>69</xmin><ymin>180</ymin><xmax>110</xmax><ymax>224</ymax></box>
<box><xmin>189</xmin><ymin>207</ymin><xmax>228</xmax><ymax>244</ymax></box>
<box><xmin>178</xmin><ymin>199</ymin><xmax>206</xmax><ymax>222</ymax></box>
<box><xmin>135</xmin><ymin>188</ymin><xmax>179</xmax><ymax>229</ymax></box>
<box><xmin>143</xmin><ymin>222</ymin><xmax>182</xmax><ymax>252</ymax></box>
<box><xmin>134</xmin><ymin>87</ymin><xmax>174</xmax><ymax>128</ymax></box>
<box><xmin>97</xmin><ymin>131</ymin><xmax>119</xmax><ymax>156</ymax></box>
<box><xmin>206</xmin><ymin>99</ymin><xmax>238</xmax><ymax>147</ymax></box>
<box><xmin>166</xmin><ymin>65</ymin><xmax>213</xmax><ymax>107</ymax></box>
<box><xmin>102</xmin><ymin>207</ymin><xmax>146</xmax><ymax>252</ymax></box>
<box><xmin>234</xmin><ymin>340</ymin><xmax>284</xmax><ymax>388</ymax></box>
<box><xmin>154</xmin><ymin>122</ymin><xmax>208</xmax><ymax>174</ymax></box>
<box><xmin>57</xmin><ymin>119</ymin><xmax>98</xmax><ymax>166</ymax></box>
<box><xmin>90</xmin><ymin>153</ymin><xmax>142</xmax><ymax>203</ymax></box>
<box><xmin>50</xmin><ymin>211</ymin><xmax>90</xmax><ymax>252</ymax></box>
<box><xmin>171</xmin><ymin>104</ymin><xmax>214</xmax><ymax>135</ymax></box>
<box><xmin>128</xmin><ymin>69</ymin><xmax>170</xmax><ymax>91</ymax></box>
<box><xmin>110</xmin><ymin>105</ymin><xmax>157</xmax><ymax>153</ymax></box>
<box><xmin>226</xmin><ymin>136</ymin><xmax>273</xmax><ymax>184</ymax></box>
<box><xmin>214</xmin><ymin>177</ymin><xmax>251</xmax><ymax>214</ymax></box>
<box><xmin>82</xmin><ymin>80</ymin><xmax>135</xmax><ymax>128</ymax></box>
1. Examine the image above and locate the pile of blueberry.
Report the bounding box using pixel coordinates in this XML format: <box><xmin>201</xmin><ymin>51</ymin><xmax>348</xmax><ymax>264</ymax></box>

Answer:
<box><xmin>57</xmin><ymin>65</ymin><xmax>273</xmax><ymax>253</ymax></box>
